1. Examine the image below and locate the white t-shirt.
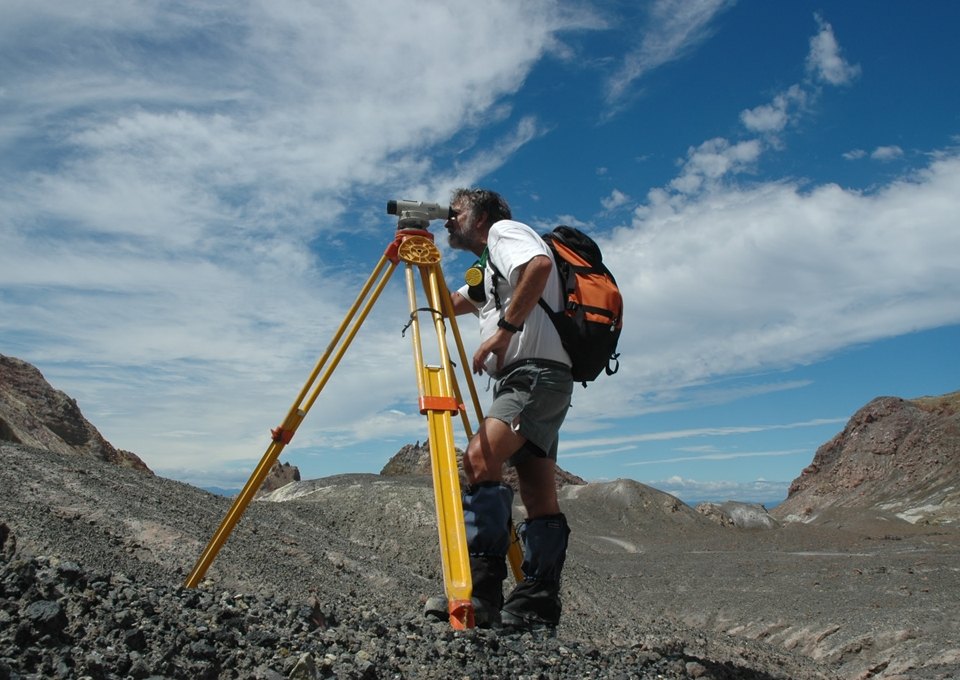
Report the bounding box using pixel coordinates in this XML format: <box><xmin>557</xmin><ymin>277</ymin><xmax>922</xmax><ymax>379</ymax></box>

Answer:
<box><xmin>457</xmin><ymin>220</ymin><xmax>571</xmax><ymax>375</ymax></box>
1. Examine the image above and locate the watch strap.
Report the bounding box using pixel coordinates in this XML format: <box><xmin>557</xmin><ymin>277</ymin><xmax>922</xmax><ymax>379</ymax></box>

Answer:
<box><xmin>497</xmin><ymin>317</ymin><xmax>524</xmax><ymax>333</ymax></box>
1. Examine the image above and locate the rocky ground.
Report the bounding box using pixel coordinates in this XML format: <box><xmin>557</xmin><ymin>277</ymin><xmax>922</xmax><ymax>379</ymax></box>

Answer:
<box><xmin>2</xmin><ymin>443</ymin><xmax>958</xmax><ymax>679</ymax></box>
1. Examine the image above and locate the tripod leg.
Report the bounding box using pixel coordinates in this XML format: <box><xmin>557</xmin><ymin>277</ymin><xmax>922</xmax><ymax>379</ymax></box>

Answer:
<box><xmin>184</xmin><ymin>253</ymin><xmax>398</xmax><ymax>588</ymax></box>
<box><xmin>432</xmin><ymin>267</ymin><xmax>525</xmax><ymax>584</ymax></box>
<box><xmin>423</xmin><ymin>366</ymin><xmax>473</xmax><ymax>629</ymax></box>
<box><xmin>399</xmin><ymin>255</ymin><xmax>472</xmax><ymax>628</ymax></box>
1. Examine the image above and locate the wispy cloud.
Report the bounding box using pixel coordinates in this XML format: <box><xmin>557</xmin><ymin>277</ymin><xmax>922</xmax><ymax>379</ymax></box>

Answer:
<box><xmin>605</xmin><ymin>0</ymin><xmax>735</xmax><ymax>104</ymax></box>
<box><xmin>624</xmin><ymin>448</ymin><xmax>808</xmax><ymax>466</ymax></box>
<box><xmin>594</xmin><ymin>150</ymin><xmax>960</xmax><ymax>435</ymax></box>
<box><xmin>668</xmin><ymin>138</ymin><xmax>763</xmax><ymax>195</ymax></box>
<box><xmin>559</xmin><ymin>418</ymin><xmax>847</xmax><ymax>457</ymax></box>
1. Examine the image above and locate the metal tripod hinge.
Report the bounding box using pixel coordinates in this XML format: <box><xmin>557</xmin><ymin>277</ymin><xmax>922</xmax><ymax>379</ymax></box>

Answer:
<box><xmin>183</xmin><ymin>227</ymin><xmax>524</xmax><ymax>630</ymax></box>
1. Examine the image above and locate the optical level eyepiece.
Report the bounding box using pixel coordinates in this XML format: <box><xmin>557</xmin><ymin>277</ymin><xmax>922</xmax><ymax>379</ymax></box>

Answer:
<box><xmin>386</xmin><ymin>199</ymin><xmax>454</xmax><ymax>221</ymax></box>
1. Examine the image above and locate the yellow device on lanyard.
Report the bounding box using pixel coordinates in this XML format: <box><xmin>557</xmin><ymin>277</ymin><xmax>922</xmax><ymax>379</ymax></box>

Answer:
<box><xmin>465</xmin><ymin>248</ymin><xmax>488</xmax><ymax>301</ymax></box>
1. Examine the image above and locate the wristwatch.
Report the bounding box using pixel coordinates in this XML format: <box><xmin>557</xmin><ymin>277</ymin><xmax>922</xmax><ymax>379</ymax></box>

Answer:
<box><xmin>497</xmin><ymin>318</ymin><xmax>524</xmax><ymax>333</ymax></box>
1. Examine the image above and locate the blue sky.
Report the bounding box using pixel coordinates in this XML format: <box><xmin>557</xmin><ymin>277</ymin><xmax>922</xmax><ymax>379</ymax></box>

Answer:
<box><xmin>2</xmin><ymin>1</ymin><xmax>958</xmax><ymax>504</ymax></box>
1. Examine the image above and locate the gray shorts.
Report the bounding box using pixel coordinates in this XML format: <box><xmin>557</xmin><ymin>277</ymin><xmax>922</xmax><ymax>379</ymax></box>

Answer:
<box><xmin>487</xmin><ymin>360</ymin><xmax>573</xmax><ymax>466</ymax></box>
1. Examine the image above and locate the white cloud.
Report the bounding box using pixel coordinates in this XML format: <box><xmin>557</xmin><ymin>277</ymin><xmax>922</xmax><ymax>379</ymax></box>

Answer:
<box><xmin>601</xmin><ymin>188</ymin><xmax>631</xmax><ymax>211</ymax></box>
<box><xmin>806</xmin><ymin>13</ymin><xmax>861</xmax><ymax>86</ymax></box>
<box><xmin>844</xmin><ymin>146</ymin><xmax>905</xmax><ymax>162</ymax></box>
<box><xmin>603</xmin><ymin>152</ymin><xmax>960</xmax><ymax>403</ymax></box>
<box><xmin>668</xmin><ymin>138</ymin><xmax>762</xmax><ymax>194</ymax></box>
<box><xmin>872</xmin><ymin>145</ymin><xmax>904</xmax><ymax>161</ymax></box>
<box><xmin>1</xmin><ymin>1</ymin><xmax>576</xmax><ymax>235</ymax></box>
<box><xmin>0</xmin><ymin>0</ymin><xmax>592</xmax><ymax>481</ymax></box>
<box><xmin>740</xmin><ymin>85</ymin><xmax>807</xmax><ymax>136</ymax></box>
<box><xmin>553</xmin><ymin>14</ymin><xmax>957</xmax><ymax>441</ymax></box>
<box><xmin>739</xmin><ymin>13</ymin><xmax>859</xmax><ymax>146</ymax></box>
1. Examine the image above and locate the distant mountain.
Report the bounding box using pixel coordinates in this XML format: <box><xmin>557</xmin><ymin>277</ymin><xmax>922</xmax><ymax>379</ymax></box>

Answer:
<box><xmin>0</xmin><ymin>354</ymin><xmax>151</xmax><ymax>472</ymax></box>
<box><xmin>380</xmin><ymin>440</ymin><xmax>588</xmax><ymax>492</ymax></box>
<box><xmin>773</xmin><ymin>391</ymin><xmax>960</xmax><ymax>525</ymax></box>
<box><xmin>201</xmin><ymin>486</ymin><xmax>242</xmax><ymax>497</ymax></box>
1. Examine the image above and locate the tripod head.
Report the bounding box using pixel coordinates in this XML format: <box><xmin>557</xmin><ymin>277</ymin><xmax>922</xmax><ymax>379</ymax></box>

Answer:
<box><xmin>387</xmin><ymin>199</ymin><xmax>454</xmax><ymax>230</ymax></box>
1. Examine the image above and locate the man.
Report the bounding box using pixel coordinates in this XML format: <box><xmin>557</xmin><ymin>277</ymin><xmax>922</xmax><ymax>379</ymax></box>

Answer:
<box><xmin>429</xmin><ymin>187</ymin><xmax>573</xmax><ymax>628</ymax></box>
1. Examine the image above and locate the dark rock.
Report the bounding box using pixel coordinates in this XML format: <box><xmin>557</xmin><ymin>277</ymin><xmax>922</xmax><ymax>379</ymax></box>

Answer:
<box><xmin>23</xmin><ymin>599</ymin><xmax>67</xmax><ymax>635</ymax></box>
<box><xmin>124</xmin><ymin>628</ymin><xmax>148</xmax><ymax>651</ymax></box>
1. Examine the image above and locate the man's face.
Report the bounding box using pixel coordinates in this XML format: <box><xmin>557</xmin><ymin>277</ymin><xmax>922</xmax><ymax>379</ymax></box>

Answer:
<box><xmin>445</xmin><ymin>200</ymin><xmax>483</xmax><ymax>253</ymax></box>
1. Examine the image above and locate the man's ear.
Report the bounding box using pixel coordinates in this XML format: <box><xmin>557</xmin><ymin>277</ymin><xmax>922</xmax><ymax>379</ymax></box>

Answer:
<box><xmin>477</xmin><ymin>210</ymin><xmax>491</xmax><ymax>230</ymax></box>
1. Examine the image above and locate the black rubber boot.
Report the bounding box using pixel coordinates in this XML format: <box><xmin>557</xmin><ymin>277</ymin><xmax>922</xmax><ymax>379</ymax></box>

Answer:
<box><xmin>464</xmin><ymin>482</ymin><xmax>512</xmax><ymax>626</ymax></box>
<box><xmin>469</xmin><ymin>555</ymin><xmax>507</xmax><ymax>626</ymax></box>
<box><xmin>424</xmin><ymin>482</ymin><xmax>512</xmax><ymax>627</ymax></box>
<box><xmin>501</xmin><ymin>513</ymin><xmax>570</xmax><ymax>629</ymax></box>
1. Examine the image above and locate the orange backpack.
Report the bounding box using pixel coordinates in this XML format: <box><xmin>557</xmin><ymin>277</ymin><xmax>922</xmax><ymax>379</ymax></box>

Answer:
<box><xmin>539</xmin><ymin>226</ymin><xmax>623</xmax><ymax>385</ymax></box>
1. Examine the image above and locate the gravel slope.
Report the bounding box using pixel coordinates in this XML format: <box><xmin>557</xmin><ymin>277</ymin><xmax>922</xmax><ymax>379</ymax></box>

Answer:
<box><xmin>2</xmin><ymin>443</ymin><xmax>958</xmax><ymax>679</ymax></box>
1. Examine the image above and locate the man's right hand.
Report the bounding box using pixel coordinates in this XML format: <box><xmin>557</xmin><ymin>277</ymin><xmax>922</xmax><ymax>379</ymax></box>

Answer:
<box><xmin>472</xmin><ymin>328</ymin><xmax>512</xmax><ymax>375</ymax></box>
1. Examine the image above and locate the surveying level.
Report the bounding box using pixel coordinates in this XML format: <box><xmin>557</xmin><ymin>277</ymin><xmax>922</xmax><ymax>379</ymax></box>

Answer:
<box><xmin>386</xmin><ymin>199</ymin><xmax>455</xmax><ymax>226</ymax></box>
<box><xmin>184</xmin><ymin>204</ymin><xmax>524</xmax><ymax>630</ymax></box>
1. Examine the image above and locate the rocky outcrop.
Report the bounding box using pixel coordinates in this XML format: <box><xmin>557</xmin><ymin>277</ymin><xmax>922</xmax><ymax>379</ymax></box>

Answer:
<box><xmin>695</xmin><ymin>501</ymin><xmax>779</xmax><ymax>529</ymax></box>
<box><xmin>773</xmin><ymin>392</ymin><xmax>960</xmax><ymax>525</ymax></box>
<box><xmin>379</xmin><ymin>441</ymin><xmax>434</xmax><ymax>476</ymax></box>
<box><xmin>0</xmin><ymin>354</ymin><xmax>150</xmax><ymax>472</ymax></box>
<box><xmin>256</xmin><ymin>460</ymin><xmax>301</xmax><ymax>495</ymax></box>
<box><xmin>380</xmin><ymin>440</ymin><xmax>587</xmax><ymax>492</ymax></box>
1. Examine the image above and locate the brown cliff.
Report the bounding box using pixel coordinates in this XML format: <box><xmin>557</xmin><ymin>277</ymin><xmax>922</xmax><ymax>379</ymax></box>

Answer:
<box><xmin>0</xmin><ymin>354</ymin><xmax>151</xmax><ymax>473</ymax></box>
<box><xmin>773</xmin><ymin>392</ymin><xmax>960</xmax><ymax>524</ymax></box>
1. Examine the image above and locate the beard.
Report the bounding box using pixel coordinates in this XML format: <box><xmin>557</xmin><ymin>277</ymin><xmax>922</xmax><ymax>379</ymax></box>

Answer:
<box><xmin>447</xmin><ymin>223</ymin><xmax>480</xmax><ymax>252</ymax></box>
<box><xmin>447</xmin><ymin>229</ymin><xmax>470</xmax><ymax>251</ymax></box>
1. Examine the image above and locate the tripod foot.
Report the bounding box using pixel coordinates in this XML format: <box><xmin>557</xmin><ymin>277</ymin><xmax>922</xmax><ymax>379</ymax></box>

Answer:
<box><xmin>447</xmin><ymin>598</ymin><xmax>475</xmax><ymax>630</ymax></box>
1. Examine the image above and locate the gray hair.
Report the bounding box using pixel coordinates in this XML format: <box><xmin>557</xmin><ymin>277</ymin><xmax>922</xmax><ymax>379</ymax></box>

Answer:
<box><xmin>450</xmin><ymin>188</ymin><xmax>512</xmax><ymax>225</ymax></box>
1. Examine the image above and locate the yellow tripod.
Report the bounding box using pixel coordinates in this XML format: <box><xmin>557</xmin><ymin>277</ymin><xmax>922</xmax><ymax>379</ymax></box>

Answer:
<box><xmin>184</xmin><ymin>221</ymin><xmax>523</xmax><ymax>630</ymax></box>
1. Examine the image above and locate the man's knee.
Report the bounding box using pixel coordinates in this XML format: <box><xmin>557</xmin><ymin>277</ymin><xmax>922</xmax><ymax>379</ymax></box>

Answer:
<box><xmin>463</xmin><ymin>419</ymin><xmax>525</xmax><ymax>484</ymax></box>
<box><xmin>464</xmin><ymin>440</ymin><xmax>497</xmax><ymax>484</ymax></box>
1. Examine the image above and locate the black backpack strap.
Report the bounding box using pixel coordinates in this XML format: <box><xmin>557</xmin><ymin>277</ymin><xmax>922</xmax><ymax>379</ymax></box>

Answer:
<box><xmin>487</xmin><ymin>258</ymin><xmax>505</xmax><ymax>311</ymax></box>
